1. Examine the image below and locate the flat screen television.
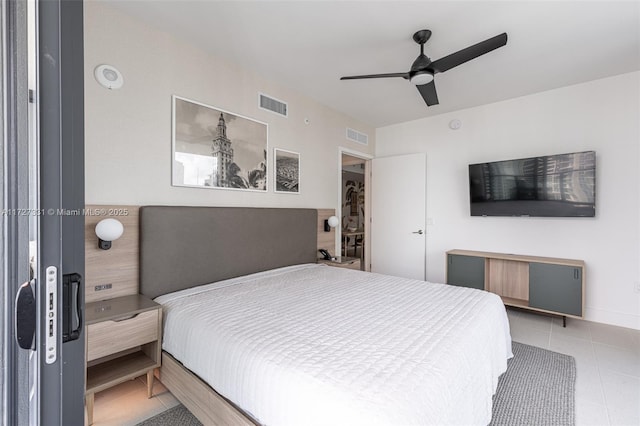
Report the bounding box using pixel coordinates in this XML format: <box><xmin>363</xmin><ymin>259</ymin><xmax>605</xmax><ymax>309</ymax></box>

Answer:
<box><xmin>469</xmin><ymin>151</ymin><xmax>596</xmax><ymax>217</ymax></box>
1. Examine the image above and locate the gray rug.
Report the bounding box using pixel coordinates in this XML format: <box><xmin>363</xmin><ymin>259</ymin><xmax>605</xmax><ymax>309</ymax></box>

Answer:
<box><xmin>138</xmin><ymin>342</ymin><xmax>575</xmax><ymax>426</ymax></box>
<box><xmin>137</xmin><ymin>404</ymin><xmax>203</xmax><ymax>426</ymax></box>
<box><xmin>490</xmin><ymin>342</ymin><xmax>576</xmax><ymax>426</ymax></box>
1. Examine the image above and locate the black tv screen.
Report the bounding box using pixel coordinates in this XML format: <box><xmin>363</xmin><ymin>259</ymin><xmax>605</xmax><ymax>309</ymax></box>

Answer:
<box><xmin>469</xmin><ymin>151</ymin><xmax>596</xmax><ymax>217</ymax></box>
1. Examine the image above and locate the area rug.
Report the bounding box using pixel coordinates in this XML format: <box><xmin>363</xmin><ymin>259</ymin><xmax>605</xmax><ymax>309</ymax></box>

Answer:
<box><xmin>137</xmin><ymin>342</ymin><xmax>575</xmax><ymax>426</ymax></box>
<box><xmin>490</xmin><ymin>342</ymin><xmax>576</xmax><ymax>426</ymax></box>
<box><xmin>136</xmin><ymin>404</ymin><xmax>203</xmax><ymax>426</ymax></box>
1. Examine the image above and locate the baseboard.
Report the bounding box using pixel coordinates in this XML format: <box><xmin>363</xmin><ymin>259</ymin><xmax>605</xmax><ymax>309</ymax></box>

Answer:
<box><xmin>584</xmin><ymin>307</ymin><xmax>640</xmax><ymax>331</ymax></box>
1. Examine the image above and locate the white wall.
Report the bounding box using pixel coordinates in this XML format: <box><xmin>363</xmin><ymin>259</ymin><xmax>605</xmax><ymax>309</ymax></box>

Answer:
<box><xmin>84</xmin><ymin>2</ymin><xmax>374</xmax><ymax>208</ymax></box>
<box><xmin>376</xmin><ymin>72</ymin><xmax>640</xmax><ymax>330</ymax></box>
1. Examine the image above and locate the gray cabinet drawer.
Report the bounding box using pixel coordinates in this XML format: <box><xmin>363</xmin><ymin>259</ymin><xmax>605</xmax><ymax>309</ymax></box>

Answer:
<box><xmin>447</xmin><ymin>254</ymin><xmax>485</xmax><ymax>290</ymax></box>
<box><xmin>529</xmin><ymin>263</ymin><xmax>582</xmax><ymax>316</ymax></box>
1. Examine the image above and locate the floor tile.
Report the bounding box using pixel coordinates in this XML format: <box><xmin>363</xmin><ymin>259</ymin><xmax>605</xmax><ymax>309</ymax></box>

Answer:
<box><xmin>607</xmin><ymin>405</ymin><xmax>640</xmax><ymax>426</ymax></box>
<box><xmin>594</xmin><ymin>343</ymin><xmax>640</xmax><ymax>378</ymax></box>
<box><xmin>590</xmin><ymin>322</ymin><xmax>640</xmax><ymax>354</ymax></box>
<box><xmin>575</xmin><ymin>365</ymin><xmax>606</xmax><ymax>405</ymax></box>
<box><xmin>506</xmin><ymin>307</ymin><xmax>522</xmax><ymax>319</ymax></box>
<box><xmin>511</xmin><ymin>310</ymin><xmax>554</xmax><ymax>332</ymax></box>
<box><xmin>600</xmin><ymin>370</ymin><xmax>640</xmax><ymax>412</ymax></box>
<box><xmin>551</xmin><ymin>316</ymin><xmax>592</xmax><ymax>340</ymax></box>
<box><xmin>549</xmin><ymin>333</ymin><xmax>598</xmax><ymax>369</ymax></box>
<box><xmin>510</xmin><ymin>322</ymin><xmax>550</xmax><ymax>349</ymax></box>
<box><xmin>575</xmin><ymin>398</ymin><xmax>610</xmax><ymax>426</ymax></box>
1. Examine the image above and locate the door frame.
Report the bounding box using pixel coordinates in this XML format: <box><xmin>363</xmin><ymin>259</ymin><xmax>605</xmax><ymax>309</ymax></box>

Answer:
<box><xmin>1</xmin><ymin>0</ymin><xmax>87</xmax><ymax>423</ymax></box>
<box><xmin>37</xmin><ymin>0</ymin><xmax>86</xmax><ymax>424</ymax></box>
<box><xmin>1</xmin><ymin>0</ymin><xmax>32</xmax><ymax>423</ymax></box>
<box><xmin>338</xmin><ymin>147</ymin><xmax>373</xmax><ymax>271</ymax></box>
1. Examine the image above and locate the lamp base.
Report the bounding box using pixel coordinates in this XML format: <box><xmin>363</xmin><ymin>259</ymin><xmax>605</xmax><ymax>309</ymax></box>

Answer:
<box><xmin>98</xmin><ymin>239</ymin><xmax>111</xmax><ymax>250</ymax></box>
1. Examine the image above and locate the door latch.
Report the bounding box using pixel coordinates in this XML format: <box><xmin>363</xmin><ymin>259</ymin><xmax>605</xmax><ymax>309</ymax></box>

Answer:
<box><xmin>45</xmin><ymin>266</ymin><xmax>57</xmax><ymax>363</ymax></box>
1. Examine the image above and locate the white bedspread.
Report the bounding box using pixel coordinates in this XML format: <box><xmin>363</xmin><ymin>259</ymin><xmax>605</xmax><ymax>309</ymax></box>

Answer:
<box><xmin>156</xmin><ymin>264</ymin><xmax>512</xmax><ymax>426</ymax></box>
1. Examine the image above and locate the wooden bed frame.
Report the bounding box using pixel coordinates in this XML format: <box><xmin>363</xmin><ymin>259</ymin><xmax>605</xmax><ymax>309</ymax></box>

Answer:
<box><xmin>137</xmin><ymin>206</ymin><xmax>336</xmax><ymax>425</ymax></box>
<box><xmin>160</xmin><ymin>352</ymin><xmax>256</xmax><ymax>425</ymax></box>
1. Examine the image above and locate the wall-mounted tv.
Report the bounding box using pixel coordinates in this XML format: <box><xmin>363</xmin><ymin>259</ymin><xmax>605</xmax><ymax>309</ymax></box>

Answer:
<box><xmin>469</xmin><ymin>151</ymin><xmax>596</xmax><ymax>217</ymax></box>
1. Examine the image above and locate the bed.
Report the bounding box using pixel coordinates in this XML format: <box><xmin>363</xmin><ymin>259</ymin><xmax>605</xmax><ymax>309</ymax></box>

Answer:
<box><xmin>139</xmin><ymin>206</ymin><xmax>512</xmax><ymax>426</ymax></box>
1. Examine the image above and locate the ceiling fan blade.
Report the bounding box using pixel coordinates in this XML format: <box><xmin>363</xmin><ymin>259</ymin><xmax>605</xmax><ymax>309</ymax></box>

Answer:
<box><xmin>416</xmin><ymin>81</ymin><xmax>439</xmax><ymax>106</ymax></box>
<box><xmin>430</xmin><ymin>33</ymin><xmax>507</xmax><ymax>73</ymax></box>
<box><xmin>340</xmin><ymin>72</ymin><xmax>409</xmax><ymax>80</ymax></box>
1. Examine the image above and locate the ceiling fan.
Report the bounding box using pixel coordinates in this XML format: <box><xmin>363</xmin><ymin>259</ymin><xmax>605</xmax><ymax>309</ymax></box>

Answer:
<box><xmin>340</xmin><ymin>30</ymin><xmax>507</xmax><ymax>107</ymax></box>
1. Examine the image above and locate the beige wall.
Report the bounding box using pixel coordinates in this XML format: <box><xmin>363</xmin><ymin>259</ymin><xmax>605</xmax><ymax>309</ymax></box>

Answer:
<box><xmin>84</xmin><ymin>2</ymin><xmax>374</xmax><ymax>208</ymax></box>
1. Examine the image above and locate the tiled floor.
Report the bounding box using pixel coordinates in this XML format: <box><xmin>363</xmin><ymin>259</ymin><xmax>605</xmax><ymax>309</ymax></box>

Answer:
<box><xmin>507</xmin><ymin>309</ymin><xmax>640</xmax><ymax>426</ymax></box>
<box><xmin>92</xmin><ymin>308</ymin><xmax>640</xmax><ymax>426</ymax></box>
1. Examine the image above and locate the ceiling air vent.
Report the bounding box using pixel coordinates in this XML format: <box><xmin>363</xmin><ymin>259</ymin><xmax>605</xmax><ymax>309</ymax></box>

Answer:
<box><xmin>346</xmin><ymin>127</ymin><xmax>369</xmax><ymax>145</ymax></box>
<box><xmin>259</xmin><ymin>93</ymin><xmax>288</xmax><ymax>117</ymax></box>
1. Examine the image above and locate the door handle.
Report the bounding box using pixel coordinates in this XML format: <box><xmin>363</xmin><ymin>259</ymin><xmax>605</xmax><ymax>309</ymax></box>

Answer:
<box><xmin>15</xmin><ymin>281</ymin><xmax>36</xmax><ymax>350</ymax></box>
<box><xmin>63</xmin><ymin>273</ymin><xmax>82</xmax><ymax>343</ymax></box>
<box><xmin>412</xmin><ymin>230</ymin><xmax>424</xmax><ymax>235</ymax></box>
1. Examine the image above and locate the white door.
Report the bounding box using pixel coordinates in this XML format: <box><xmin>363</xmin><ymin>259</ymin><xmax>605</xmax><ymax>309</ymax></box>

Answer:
<box><xmin>371</xmin><ymin>153</ymin><xmax>426</xmax><ymax>280</ymax></box>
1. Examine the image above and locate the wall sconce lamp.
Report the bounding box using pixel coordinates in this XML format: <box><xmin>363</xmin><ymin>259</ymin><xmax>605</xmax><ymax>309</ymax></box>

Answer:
<box><xmin>324</xmin><ymin>215</ymin><xmax>339</xmax><ymax>232</ymax></box>
<box><xmin>95</xmin><ymin>218</ymin><xmax>124</xmax><ymax>250</ymax></box>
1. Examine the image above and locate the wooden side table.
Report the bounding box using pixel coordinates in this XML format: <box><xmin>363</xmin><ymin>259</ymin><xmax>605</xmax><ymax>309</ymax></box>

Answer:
<box><xmin>85</xmin><ymin>294</ymin><xmax>162</xmax><ymax>425</ymax></box>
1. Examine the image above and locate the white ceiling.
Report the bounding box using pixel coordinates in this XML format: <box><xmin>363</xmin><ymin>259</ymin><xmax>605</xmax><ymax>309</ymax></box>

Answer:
<box><xmin>110</xmin><ymin>1</ymin><xmax>640</xmax><ymax>128</ymax></box>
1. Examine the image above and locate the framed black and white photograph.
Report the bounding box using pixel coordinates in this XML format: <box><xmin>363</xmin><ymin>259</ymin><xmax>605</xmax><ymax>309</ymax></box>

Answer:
<box><xmin>274</xmin><ymin>148</ymin><xmax>300</xmax><ymax>194</ymax></box>
<box><xmin>172</xmin><ymin>95</ymin><xmax>268</xmax><ymax>191</ymax></box>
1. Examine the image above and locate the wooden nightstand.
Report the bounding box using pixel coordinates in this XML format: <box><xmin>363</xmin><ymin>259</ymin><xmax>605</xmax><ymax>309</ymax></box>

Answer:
<box><xmin>85</xmin><ymin>294</ymin><xmax>162</xmax><ymax>425</ymax></box>
<box><xmin>318</xmin><ymin>256</ymin><xmax>362</xmax><ymax>270</ymax></box>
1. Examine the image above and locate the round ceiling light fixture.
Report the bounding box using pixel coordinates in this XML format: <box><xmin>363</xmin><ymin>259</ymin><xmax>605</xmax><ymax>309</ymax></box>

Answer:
<box><xmin>409</xmin><ymin>70</ymin><xmax>434</xmax><ymax>86</ymax></box>
<box><xmin>94</xmin><ymin>64</ymin><xmax>124</xmax><ymax>90</ymax></box>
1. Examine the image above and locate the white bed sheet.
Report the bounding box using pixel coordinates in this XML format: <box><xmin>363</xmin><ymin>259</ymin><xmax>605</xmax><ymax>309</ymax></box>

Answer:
<box><xmin>156</xmin><ymin>264</ymin><xmax>512</xmax><ymax>426</ymax></box>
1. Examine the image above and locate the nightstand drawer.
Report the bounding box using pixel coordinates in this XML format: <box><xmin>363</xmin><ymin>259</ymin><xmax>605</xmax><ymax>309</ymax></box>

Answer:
<box><xmin>87</xmin><ymin>309</ymin><xmax>158</xmax><ymax>362</ymax></box>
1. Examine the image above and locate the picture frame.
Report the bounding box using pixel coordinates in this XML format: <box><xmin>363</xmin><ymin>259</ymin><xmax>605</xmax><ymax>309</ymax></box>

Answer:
<box><xmin>172</xmin><ymin>95</ymin><xmax>268</xmax><ymax>192</ymax></box>
<box><xmin>274</xmin><ymin>148</ymin><xmax>300</xmax><ymax>194</ymax></box>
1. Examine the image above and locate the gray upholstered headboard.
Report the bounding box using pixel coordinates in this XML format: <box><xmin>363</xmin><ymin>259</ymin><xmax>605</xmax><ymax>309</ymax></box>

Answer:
<box><xmin>139</xmin><ymin>206</ymin><xmax>318</xmax><ymax>299</ymax></box>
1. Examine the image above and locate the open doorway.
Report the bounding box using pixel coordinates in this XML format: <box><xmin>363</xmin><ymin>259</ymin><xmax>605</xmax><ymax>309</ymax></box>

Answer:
<box><xmin>339</xmin><ymin>151</ymin><xmax>371</xmax><ymax>271</ymax></box>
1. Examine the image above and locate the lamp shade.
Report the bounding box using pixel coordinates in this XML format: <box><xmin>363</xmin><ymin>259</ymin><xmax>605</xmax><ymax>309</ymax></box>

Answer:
<box><xmin>327</xmin><ymin>216</ymin><xmax>339</xmax><ymax>228</ymax></box>
<box><xmin>95</xmin><ymin>218</ymin><xmax>124</xmax><ymax>242</ymax></box>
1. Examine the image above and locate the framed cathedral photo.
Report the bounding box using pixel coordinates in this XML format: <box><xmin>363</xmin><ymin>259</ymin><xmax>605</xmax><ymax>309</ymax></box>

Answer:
<box><xmin>172</xmin><ymin>96</ymin><xmax>268</xmax><ymax>192</ymax></box>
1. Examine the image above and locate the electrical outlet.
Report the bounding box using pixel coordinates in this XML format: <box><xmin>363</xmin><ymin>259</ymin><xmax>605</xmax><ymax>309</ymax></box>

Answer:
<box><xmin>94</xmin><ymin>283</ymin><xmax>112</xmax><ymax>292</ymax></box>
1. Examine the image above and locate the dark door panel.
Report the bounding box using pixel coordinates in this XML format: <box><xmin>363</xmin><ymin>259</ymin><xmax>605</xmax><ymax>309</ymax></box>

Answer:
<box><xmin>447</xmin><ymin>254</ymin><xmax>485</xmax><ymax>290</ymax></box>
<box><xmin>38</xmin><ymin>0</ymin><xmax>85</xmax><ymax>423</ymax></box>
<box><xmin>529</xmin><ymin>263</ymin><xmax>582</xmax><ymax>316</ymax></box>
